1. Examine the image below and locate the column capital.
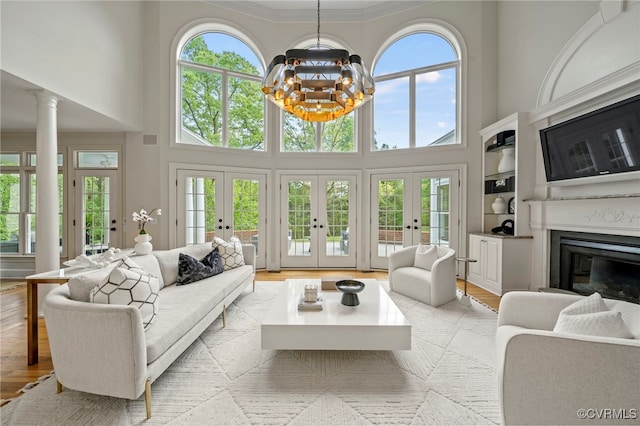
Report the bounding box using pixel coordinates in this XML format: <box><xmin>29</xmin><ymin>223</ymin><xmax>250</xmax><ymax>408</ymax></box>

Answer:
<box><xmin>31</xmin><ymin>90</ymin><xmax>59</xmax><ymax>107</ymax></box>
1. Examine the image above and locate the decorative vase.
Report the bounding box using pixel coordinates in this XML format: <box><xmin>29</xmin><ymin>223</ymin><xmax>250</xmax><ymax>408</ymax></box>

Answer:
<box><xmin>134</xmin><ymin>233</ymin><xmax>153</xmax><ymax>255</ymax></box>
<box><xmin>497</xmin><ymin>147</ymin><xmax>516</xmax><ymax>173</ymax></box>
<box><xmin>492</xmin><ymin>197</ymin><xmax>507</xmax><ymax>214</ymax></box>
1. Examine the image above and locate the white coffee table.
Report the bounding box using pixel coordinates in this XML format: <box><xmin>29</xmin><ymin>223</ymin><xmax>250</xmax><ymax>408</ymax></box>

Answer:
<box><xmin>261</xmin><ymin>278</ymin><xmax>411</xmax><ymax>350</ymax></box>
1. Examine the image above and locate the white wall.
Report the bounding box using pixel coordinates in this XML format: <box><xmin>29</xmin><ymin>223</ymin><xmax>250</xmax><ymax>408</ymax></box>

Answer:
<box><xmin>497</xmin><ymin>1</ymin><xmax>600</xmax><ymax>117</ymax></box>
<box><xmin>0</xmin><ymin>1</ymin><xmax>144</xmax><ymax>130</ymax></box>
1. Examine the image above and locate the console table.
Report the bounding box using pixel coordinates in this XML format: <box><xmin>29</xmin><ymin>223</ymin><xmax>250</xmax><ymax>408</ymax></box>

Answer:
<box><xmin>25</xmin><ymin>267</ymin><xmax>94</xmax><ymax>365</ymax></box>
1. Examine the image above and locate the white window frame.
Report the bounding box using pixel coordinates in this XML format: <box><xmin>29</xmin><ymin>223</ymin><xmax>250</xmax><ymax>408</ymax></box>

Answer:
<box><xmin>372</xmin><ymin>23</ymin><xmax>467</xmax><ymax>152</ymax></box>
<box><xmin>171</xmin><ymin>21</ymin><xmax>267</xmax><ymax>151</ymax></box>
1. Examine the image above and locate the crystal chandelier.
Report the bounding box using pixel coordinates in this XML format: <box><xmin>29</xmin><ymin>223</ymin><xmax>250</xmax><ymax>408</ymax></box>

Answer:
<box><xmin>261</xmin><ymin>0</ymin><xmax>374</xmax><ymax>122</ymax></box>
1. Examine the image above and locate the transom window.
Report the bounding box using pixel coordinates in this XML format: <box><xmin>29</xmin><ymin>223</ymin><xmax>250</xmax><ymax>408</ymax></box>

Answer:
<box><xmin>178</xmin><ymin>32</ymin><xmax>265</xmax><ymax>150</ymax></box>
<box><xmin>373</xmin><ymin>32</ymin><xmax>459</xmax><ymax>150</ymax></box>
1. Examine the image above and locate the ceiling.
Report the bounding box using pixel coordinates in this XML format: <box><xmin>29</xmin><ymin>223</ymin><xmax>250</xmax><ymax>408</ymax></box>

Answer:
<box><xmin>0</xmin><ymin>1</ymin><xmax>424</xmax><ymax>133</ymax></box>
<box><xmin>1</xmin><ymin>71</ymin><xmax>127</xmax><ymax>133</ymax></box>
<box><xmin>212</xmin><ymin>1</ymin><xmax>425</xmax><ymax>22</ymax></box>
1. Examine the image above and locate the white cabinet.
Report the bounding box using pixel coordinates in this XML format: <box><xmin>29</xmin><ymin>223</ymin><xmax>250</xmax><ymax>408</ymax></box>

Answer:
<box><xmin>467</xmin><ymin>233</ymin><xmax>532</xmax><ymax>295</ymax></box>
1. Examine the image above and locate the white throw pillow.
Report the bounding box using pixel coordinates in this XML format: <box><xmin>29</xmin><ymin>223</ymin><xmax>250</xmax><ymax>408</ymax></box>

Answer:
<box><xmin>212</xmin><ymin>236</ymin><xmax>245</xmax><ymax>270</ymax></box>
<box><xmin>414</xmin><ymin>244</ymin><xmax>439</xmax><ymax>271</ymax></box>
<box><xmin>90</xmin><ymin>267</ymin><xmax>160</xmax><ymax>329</ymax></box>
<box><xmin>553</xmin><ymin>292</ymin><xmax>633</xmax><ymax>339</ymax></box>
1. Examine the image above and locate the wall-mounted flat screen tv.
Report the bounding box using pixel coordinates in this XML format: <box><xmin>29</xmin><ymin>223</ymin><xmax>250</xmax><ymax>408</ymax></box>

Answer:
<box><xmin>540</xmin><ymin>94</ymin><xmax>640</xmax><ymax>182</ymax></box>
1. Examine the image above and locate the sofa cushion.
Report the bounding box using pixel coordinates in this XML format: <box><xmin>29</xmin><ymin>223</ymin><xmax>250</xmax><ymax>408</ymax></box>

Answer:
<box><xmin>553</xmin><ymin>292</ymin><xmax>633</xmax><ymax>339</ymax></box>
<box><xmin>153</xmin><ymin>243</ymin><xmax>213</xmax><ymax>286</ymax></box>
<box><xmin>414</xmin><ymin>244</ymin><xmax>439</xmax><ymax>271</ymax></box>
<box><xmin>390</xmin><ymin>266</ymin><xmax>432</xmax><ymax>303</ymax></box>
<box><xmin>67</xmin><ymin>267</ymin><xmax>116</xmax><ymax>302</ymax></box>
<box><xmin>90</xmin><ymin>267</ymin><xmax>160</xmax><ymax>329</ymax></box>
<box><xmin>144</xmin><ymin>264</ymin><xmax>253</xmax><ymax>363</ymax></box>
<box><xmin>212</xmin><ymin>236</ymin><xmax>245</xmax><ymax>270</ymax></box>
<box><xmin>176</xmin><ymin>249</ymin><xmax>224</xmax><ymax>285</ymax></box>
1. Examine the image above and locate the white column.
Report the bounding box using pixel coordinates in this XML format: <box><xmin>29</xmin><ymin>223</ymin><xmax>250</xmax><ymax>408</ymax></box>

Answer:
<box><xmin>34</xmin><ymin>91</ymin><xmax>60</xmax><ymax>314</ymax></box>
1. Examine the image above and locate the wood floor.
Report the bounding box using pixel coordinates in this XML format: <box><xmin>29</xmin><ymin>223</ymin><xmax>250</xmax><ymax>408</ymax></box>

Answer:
<box><xmin>0</xmin><ymin>271</ymin><xmax>500</xmax><ymax>403</ymax></box>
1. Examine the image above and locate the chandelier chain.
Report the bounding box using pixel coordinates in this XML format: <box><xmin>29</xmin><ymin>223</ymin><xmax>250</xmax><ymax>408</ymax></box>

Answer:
<box><xmin>316</xmin><ymin>0</ymin><xmax>320</xmax><ymax>48</ymax></box>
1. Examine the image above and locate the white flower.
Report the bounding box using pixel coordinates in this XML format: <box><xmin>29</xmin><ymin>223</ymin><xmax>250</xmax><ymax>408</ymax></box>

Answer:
<box><xmin>132</xmin><ymin>208</ymin><xmax>161</xmax><ymax>233</ymax></box>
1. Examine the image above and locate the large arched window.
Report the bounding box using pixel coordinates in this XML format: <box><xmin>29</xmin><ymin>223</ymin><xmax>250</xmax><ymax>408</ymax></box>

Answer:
<box><xmin>178</xmin><ymin>32</ymin><xmax>265</xmax><ymax>150</ymax></box>
<box><xmin>373</xmin><ymin>32</ymin><xmax>459</xmax><ymax>150</ymax></box>
<box><xmin>282</xmin><ymin>43</ymin><xmax>356</xmax><ymax>153</ymax></box>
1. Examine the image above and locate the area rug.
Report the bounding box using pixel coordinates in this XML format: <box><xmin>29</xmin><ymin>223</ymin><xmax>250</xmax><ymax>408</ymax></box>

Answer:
<box><xmin>1</xmin><ymin>281</ymin><xmax>500</xmax><ymax>425</ymax></box>
<box><xmin>0</xmin><ymin>281</ymin><xmax>26</xmax><ymax>293</ymax></box>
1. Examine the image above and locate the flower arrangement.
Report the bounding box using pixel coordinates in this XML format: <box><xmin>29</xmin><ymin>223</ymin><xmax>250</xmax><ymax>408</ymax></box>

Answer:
<box><xmin>132</xmin><ymin>208</ymin><xmax>161</xmax><ymax>234</ymax></box>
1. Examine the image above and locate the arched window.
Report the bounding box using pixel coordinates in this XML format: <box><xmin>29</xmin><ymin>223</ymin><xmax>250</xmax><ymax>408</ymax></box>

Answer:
<box><xmin>178</xmin><ymin>32</ymin><xmax>265</xmax><ymax>150</ymax></box>
<box><xmin>373</xmin><ymin>32</ymin><xmax>459</xmax><ymax>150</ymax></box>
<box><xmin>282</xmin><ymin>44</ymin><xmax>356</xmax><ymax>153</ymax></box>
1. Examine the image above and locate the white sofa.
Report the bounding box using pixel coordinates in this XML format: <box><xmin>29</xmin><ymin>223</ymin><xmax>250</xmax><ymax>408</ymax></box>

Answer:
<box><xmin>497</xmin><ymin>291</ymin><xmax>640</xmax><ymax>425</ymax></box>
<box><xmin>43</xmin><ymin>243</ymin><xmax>255</xmax><ymax>418</ymax></box>
<box><xmin>388</xmin><ymin>245</ymin><xmax>456</xmax><ymax>307</ymax></box>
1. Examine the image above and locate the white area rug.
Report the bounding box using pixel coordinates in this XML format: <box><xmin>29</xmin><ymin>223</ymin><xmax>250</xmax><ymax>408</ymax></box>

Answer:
<box><xmin>1</xmin><ymin>281</ymin><xmax>500</xmax><ymax>425</ymax></box>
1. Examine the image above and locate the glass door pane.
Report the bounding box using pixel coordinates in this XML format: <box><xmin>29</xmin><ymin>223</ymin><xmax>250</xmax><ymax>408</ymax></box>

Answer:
<box><xmin>287</xmin><ymin>179</ymin><xmax>313</xmax><ymax>258</ymax></box>
<box><xmin>415</xmin><ymin>172</ymin><xmax>456</xmax><ymax>248</ymax></box>
<box><xmin>373</xmin><ymin>177</ymin><xmax>406</xmax><ymax>265</ymax></box>
<box><xmin>185</xmin><ymin>175</ymin><xmax>221</xmax><ymax>245</ymax></box>
<box><xmin>319</xmin><ymin>177</ymin><xmax>356</xmax><ymax>267</ymax></box>
<box><xmin>231</xmin><ymin>178</ymin><xmax>265</xmax><ymax>258</ymax></box>
<box><xmin>76</xmin><ymin>170</ymin><xmax>118</xmax><ymax>256</ymax></box>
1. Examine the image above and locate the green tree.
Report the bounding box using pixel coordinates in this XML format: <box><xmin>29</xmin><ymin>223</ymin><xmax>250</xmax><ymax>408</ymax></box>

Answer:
<box><xmin>181</xmin><ymin>36</ymin><xmax>263</xmax><ymax>149</ymax></box>
<box><xmin>0</xmin><ymin>173</ymin><xmax>20</xmax><ymax>242</ymax></box>
<box><xmin>284</xmin><ymin>114</ymin><xmax>355</xmax><ymax>152</ymax></box>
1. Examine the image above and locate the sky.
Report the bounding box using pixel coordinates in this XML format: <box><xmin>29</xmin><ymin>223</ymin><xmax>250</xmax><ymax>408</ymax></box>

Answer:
<box><xmin>200</xmin><ymin>32</ymin><xmax>457</xmax><ymax>148</ymax></box>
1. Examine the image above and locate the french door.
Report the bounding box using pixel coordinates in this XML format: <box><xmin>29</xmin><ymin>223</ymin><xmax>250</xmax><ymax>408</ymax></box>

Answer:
<box><xmin>74</xmin><ymin>170</ymin><xmax>120</xmax><ymax>256</ymax></box>
<box><xmin>176</xmin><ymin>170</ymin><xmax>266</xmax><ymax>269</ymax></box>
<box><xmin>280</xmin><ymin>174</ymin><xmax>356</xmax><ymax>268</ymax></box>
<box><xmin>370</xmin><ymin>170</ymin><xmax>458</xmax><ymax>269</ymax></box>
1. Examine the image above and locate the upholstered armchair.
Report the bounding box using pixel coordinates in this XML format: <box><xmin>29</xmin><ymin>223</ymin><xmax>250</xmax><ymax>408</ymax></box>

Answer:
<box><xmin>497</xmin><ymin>291</ymin><xmax>640</xmax><ymax>425</ymax></box>
<box><xmin>388</xmin><ymin>244</ymin><xmax>456</xmax><ymax>307</ymax></box>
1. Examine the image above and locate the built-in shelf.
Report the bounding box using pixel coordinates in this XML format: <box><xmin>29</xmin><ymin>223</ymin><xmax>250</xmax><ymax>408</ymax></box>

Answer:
<box><xmin>485</xmin><ymin>171</ymin><xmax>515</xmax><ymax>179</ymax></box>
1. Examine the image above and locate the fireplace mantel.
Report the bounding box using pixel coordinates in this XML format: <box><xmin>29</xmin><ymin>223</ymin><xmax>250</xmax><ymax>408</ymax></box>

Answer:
<box><xmin>528</xmin><ymin>195</ymin><xmax>640</xmax><ymax>237</ymax></box>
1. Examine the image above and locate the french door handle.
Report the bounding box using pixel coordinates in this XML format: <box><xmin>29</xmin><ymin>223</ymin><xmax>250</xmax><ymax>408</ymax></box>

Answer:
<box><xmin>319</xmin><ymin>225</ymin><xmax>324</xmax><ymax>229</ymax></box>
<box><xmin>110</xmin><ymin>227</ymin><xmax>116</xmax><ymax>231</ymax></box>
<box><xmin>225</xmin><ymin>225</ymin><xmax>230</xmax><ymax>229</ymax></box>
<box><xmin>218</xmin><ymin>226</ymin><xmax>223</xmax><ymax>230</ymax></box>
<box><xmin>405</xmin><ymin>225</ymin><xmax>411</xmax><ymax>229</ymax></box>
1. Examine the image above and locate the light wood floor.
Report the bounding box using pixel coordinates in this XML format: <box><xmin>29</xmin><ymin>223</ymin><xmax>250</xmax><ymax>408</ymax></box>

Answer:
<box><xmin>0</xmin><ymin>271</ymin><xmax>500</xmax><ymax>402</ymax></box>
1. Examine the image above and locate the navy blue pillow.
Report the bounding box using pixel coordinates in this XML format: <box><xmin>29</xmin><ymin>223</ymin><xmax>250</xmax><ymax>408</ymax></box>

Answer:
<box><xmin>176</xmin><ymin>249</ymin><xmax>223</xmax><ymax>285</ymax></box>
<box><xmin>202</xmin><ymin>247</ymin><xmax>224</xmax><ymax>275</ymax></box>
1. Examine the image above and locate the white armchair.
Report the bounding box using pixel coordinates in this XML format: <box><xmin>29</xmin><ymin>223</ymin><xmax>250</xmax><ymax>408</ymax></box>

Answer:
<box><xmin>497</xmin><ymin>291</ymin><xmax>640</xmax><ymax>425</ymax></box>
<box><xmin>388</xmin><ymin>245</ymin><xmax>456</xmax><ymax>307</ymax></box>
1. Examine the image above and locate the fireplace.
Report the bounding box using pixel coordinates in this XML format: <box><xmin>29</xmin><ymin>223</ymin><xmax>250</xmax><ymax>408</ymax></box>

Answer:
<box><xmin>549</xmin><ymin>231</ymin><xmax>640</xmax><ymax>304</ymax></box>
